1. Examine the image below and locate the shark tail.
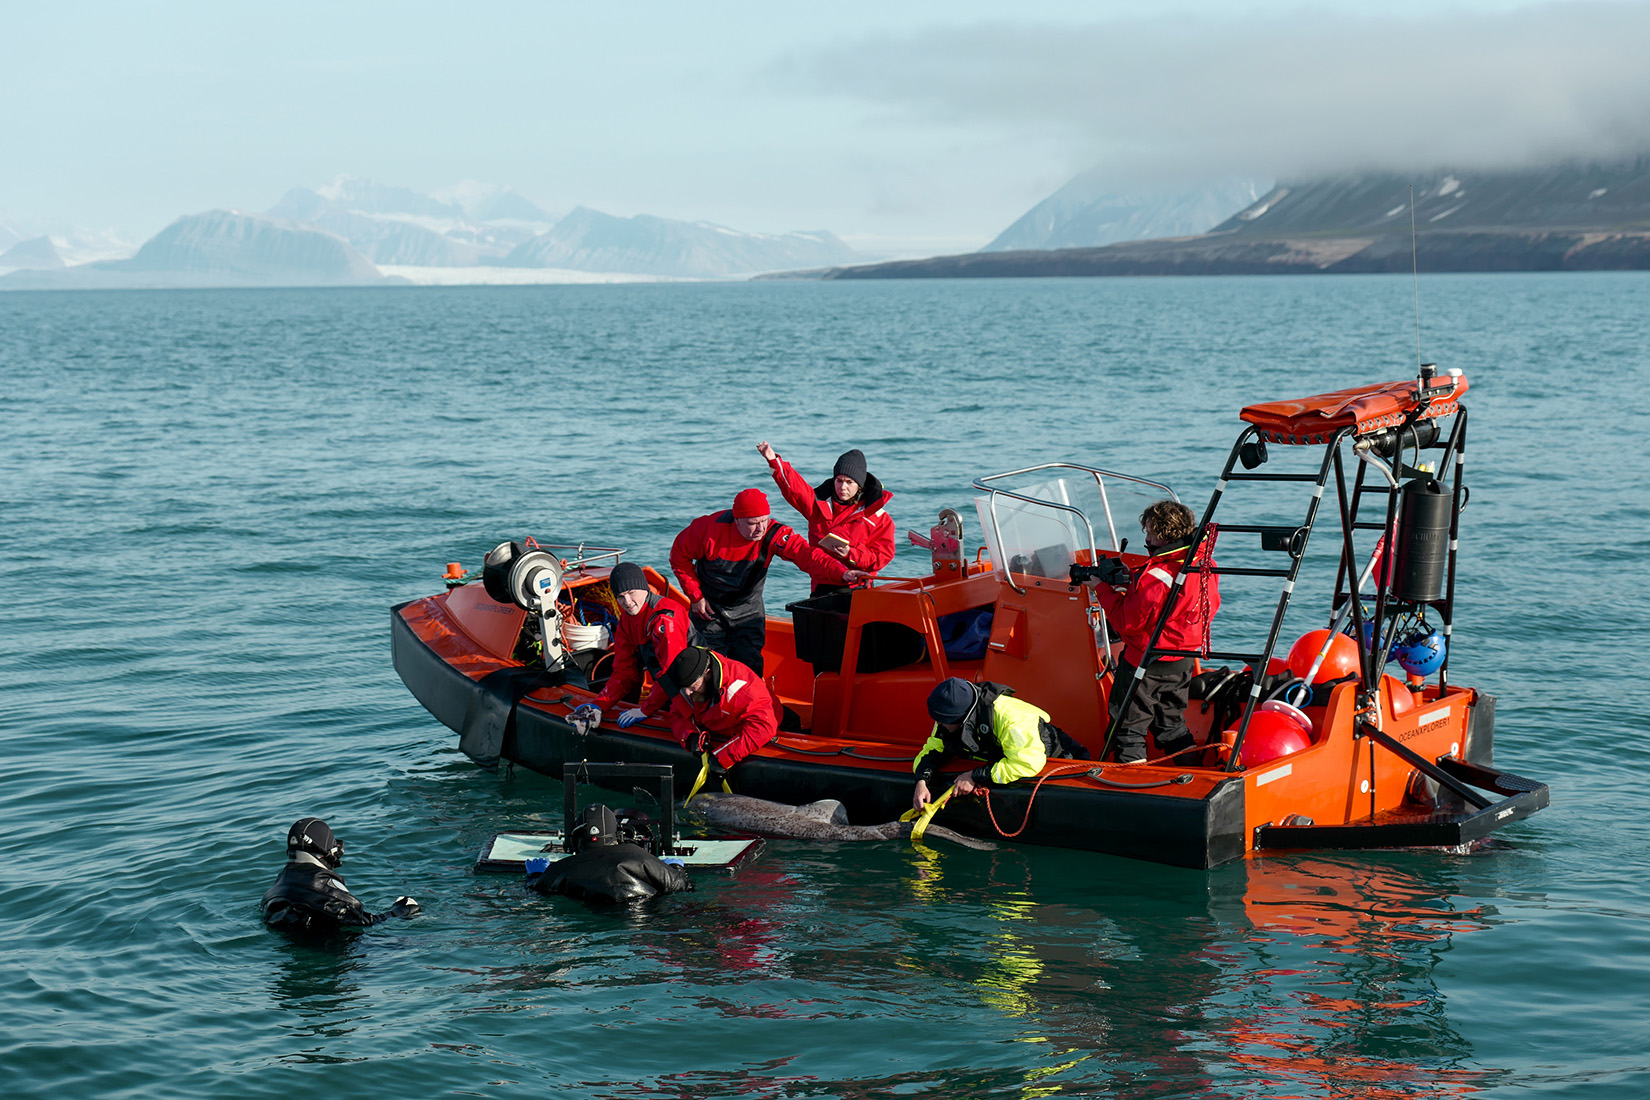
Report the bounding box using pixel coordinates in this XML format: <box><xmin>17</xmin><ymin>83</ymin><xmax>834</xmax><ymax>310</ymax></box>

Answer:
<box><xmin>906</xmin><ymin>823</ymin><xmax>998</xmax><ymax>851</ymax></box>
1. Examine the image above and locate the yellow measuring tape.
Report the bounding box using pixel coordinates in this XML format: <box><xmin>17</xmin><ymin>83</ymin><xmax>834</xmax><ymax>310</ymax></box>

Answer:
<box><xmin>899</xmin><ymin>785</ymin><xmax>955</xmax><ymax>842</ymax></box>
<box><xmin>684</xmin><ymin>750</ymin><xmax>732</xmax><ymax>803</ymax></box>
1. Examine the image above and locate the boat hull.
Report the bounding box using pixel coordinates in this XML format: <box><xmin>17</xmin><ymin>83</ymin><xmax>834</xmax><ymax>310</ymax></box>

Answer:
<box><xmin>393</xmin><ymin>601</ymin><xmax>1250</xmax><ymax>868</ymax></box>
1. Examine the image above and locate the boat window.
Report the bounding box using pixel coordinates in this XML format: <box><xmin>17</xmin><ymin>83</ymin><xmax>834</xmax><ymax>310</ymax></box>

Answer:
<box><xmin>974</xmin><ymin>470</ymin><xmax>1170</xmax><ymax>587</ymax></box>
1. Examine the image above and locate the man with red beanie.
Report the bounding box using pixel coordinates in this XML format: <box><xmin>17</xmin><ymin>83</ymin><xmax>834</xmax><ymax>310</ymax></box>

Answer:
<box><xmin>756</xmin><ymin>440</ymin><xmax>895</xmax><ymax>591</ymax></box>
<box><xmin>570</xmin><ymin>561</ymin><xmax>699</xmax><ymax>734</ymax></box>
<box><xmin>670</xmin><ymin>489</ymin><xmax>865</xmax><ymax>673</ymax></box>
<box><xmin>661</xmin><ymin>645</ymin><xmax>778</xmax><ymax>773</ymax></box>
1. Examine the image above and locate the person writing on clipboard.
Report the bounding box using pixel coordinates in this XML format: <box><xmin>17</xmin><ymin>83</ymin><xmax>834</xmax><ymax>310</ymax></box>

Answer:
<box><xmin>757</xmin><ymin>441</ymin><xmax>895</xmax><ymax>594</ymax></box>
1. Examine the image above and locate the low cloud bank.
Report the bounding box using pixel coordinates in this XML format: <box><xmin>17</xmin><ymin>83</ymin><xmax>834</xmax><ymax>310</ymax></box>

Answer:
<box><xmin>784</xmin><ymin>2</ymin><xmax>1650</xmax><ymax>184</ymax></box>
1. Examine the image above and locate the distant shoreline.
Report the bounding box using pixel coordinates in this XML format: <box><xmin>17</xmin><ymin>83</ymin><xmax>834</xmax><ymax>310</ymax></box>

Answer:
<box><xmin>777</xmin><ymin>227</ymin><xmax>1650</xmax><ymax>281</ymax></box>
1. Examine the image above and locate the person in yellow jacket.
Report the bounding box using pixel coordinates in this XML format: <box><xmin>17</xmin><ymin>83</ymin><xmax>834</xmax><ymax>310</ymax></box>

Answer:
<box><xmin>911</xmin><ymin>678</ymin><xmax>1089</xmax><ymax>811</ymax></box>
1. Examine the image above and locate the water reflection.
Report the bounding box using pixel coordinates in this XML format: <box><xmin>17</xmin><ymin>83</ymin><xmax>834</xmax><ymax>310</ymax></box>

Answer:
<box><xmin>266</xmin><ymin>935</ymin><xmax>370</xmax><ymax>1056</ymax></box>
<box><xmin>408</xmin><ymin>769</ymin><xmax>1516</xmax><ymax>1096</ymax></box>
<box><xmin>885</xmin><ymin>847</ymin><xmax>1505</xmax><ymax>1097</ymax></box>
<box><xmin>1208</xmin><ymin>854</ymin><xmax>1502</xmax><ymax>1096</ymax></box>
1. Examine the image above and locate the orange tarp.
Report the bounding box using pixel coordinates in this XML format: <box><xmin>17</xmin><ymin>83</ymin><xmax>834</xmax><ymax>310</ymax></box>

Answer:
<box><xmin>1240</xmin><ymin>374</ymin><xmax>1468</xmax><ymax>443</ymax></box>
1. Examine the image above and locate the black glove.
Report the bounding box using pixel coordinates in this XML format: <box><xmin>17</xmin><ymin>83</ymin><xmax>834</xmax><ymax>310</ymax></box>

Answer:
<box><xmin>388</xmin><ymin>896</ymin><xmax>420</xmax><ymax>919</ymax></box>
<box><xmin>1071</xmin><ymin>556</ymin><xmax>1132</xmax><ymax>588</ymax></box>
<box><xmin>687</xmin><ymin>730</ymin><xmax>709</xmax><ymax>755</ymax></box>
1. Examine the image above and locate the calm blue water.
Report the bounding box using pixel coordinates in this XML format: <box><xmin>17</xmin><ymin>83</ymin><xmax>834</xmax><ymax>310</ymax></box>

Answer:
<box><xmin>3</xmin><ymin>274</ymin><xmax>1648</xmax><ymax>1099</ymax></box>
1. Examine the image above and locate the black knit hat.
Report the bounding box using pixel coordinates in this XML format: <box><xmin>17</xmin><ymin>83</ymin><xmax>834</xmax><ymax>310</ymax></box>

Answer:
<box><xmin>666</xmin><ymin>646</ymin><xmax>712</xmax><ymax>690</ymax></box>
<box><xmin>609</xmin><ymin>562</ymin><xmax>648</xmax><ymax>596</ymax></box>
<box><xmin>927</xmin><ymin>678</ymin><xmax>976</xmax><ymax>725</ymax></box>
<box><xmin>833</xmin><ymin>449</ymin><xmax>868</xmax><ymax>485</ymax></box>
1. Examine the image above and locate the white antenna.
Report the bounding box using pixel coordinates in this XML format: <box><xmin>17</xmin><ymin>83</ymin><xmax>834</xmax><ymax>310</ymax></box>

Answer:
<box><xmin>1411</xmin><ymin>185</ymin><xmax>1422</xmax><ymax>376</ymax></box>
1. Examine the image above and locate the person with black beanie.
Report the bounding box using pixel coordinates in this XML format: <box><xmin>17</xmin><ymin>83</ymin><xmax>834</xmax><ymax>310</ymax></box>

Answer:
<box><xmin>659</xmin><ymin>645</ymin><xmax>779</xmax><ymax>771</ymax></box>
<box><xmin>756</xmin><ymin>441</ymin><xmax>896</xmax><ymax>591</ymax></box>
<box><xmin>911</xmin><ymin>678</ymin><xmax>1089</xmax><ymax>812</ymax></box>
<box><xmin>571</xmin><ymin>561</ymin><xmax>699</xmax><ymax>733</ymax></box>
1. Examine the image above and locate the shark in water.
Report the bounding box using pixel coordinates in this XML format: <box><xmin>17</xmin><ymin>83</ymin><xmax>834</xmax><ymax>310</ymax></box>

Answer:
<box><xmin>683</xmin><ymin>793</ymin><xmax>997</xmax><ymax>851</ymax></box>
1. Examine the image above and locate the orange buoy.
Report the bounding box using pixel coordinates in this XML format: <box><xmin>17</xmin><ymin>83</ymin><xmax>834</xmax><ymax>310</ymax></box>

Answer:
<box><xmin>1233</xmin><ymin>710</ymin><xmax>1314</xmax><ymax>769</ymax></box>
<box><xmin>1286</xmin><ymin>629</ymin><xmax>1360</xmax><ymax>683</ymax></box>
<box><xmin>1381</xmin><ymin>673</ymin><xmax>1416</xmax><ymax>718</ymax></box>
<box><xmin>1258</xmin><ymin>698</ymin><xmax>1314</xmax><ymax>737</ymax></box>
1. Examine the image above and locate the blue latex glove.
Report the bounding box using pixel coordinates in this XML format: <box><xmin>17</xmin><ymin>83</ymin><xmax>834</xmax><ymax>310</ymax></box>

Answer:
<box><xmin>616</xmin><ymin>707</ymin><xmax>648</xmax><ymax>728</ymax></box>
<box><xmin>569</xmin><ymin>704</ymin><xmax>601</xmax><ymax>735</ymax></box>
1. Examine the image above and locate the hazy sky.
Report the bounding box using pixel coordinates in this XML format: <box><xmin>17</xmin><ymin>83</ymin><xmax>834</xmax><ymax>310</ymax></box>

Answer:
<box><xmin>4</xmin><ymin>0</ymin><xmax>1644</xmax><ymax>251</ymax></box>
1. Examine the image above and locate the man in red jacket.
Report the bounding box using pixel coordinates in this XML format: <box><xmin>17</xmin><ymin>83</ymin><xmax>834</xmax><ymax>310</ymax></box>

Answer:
<box><xmin>662</xmin><ymin>645</ymin><xmax>778</xmax><ymax>772</ymax></box>
<box><xmin>571</xmin><ymin>562</ymin><xmax>698</xmax><ymax>734</ymax></box>
<box><xmin>1082</xmin><ymin>500</ymin><xmax>1221</xmax><ymax>763</ymax></box>
<box><xmin>757</xmin><ymin>441</ymin><xmax>895</xmax><ymax>590</ymax></box>
<box><xmin>670</xmin><ymin>488</ymin><xmax>864</xmax><ymax>674</ymax></box>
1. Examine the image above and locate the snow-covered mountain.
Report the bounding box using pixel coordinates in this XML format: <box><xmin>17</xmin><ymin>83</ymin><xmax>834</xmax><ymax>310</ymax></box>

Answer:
<box><xmin>0</xmin><ymin>210</ymin><xmax>389</xmax><ymax>289</ymax></box>
<box><xmin>1208</xmin><ymin>161</ymin><xmax>1650</xmax><ymax>237</ymax></box>
<box><xmin>504</xmin><ymin>207</ymin><xmax>859</xmax><ymax>277</ymax></box>
<box><xmin>267</xmin><ymin>176</ymin><xmax>551</xmax><ymax>265</ymax></box>
<box><xmin>983</xmin><ymin>175</ymin><xmax>1268</xmax><ymax>252</ymax></box>
<box><xmin>4</xmin><ymin>175</ymin><xmax>862</xmax><ymax>286</ymax></box>
<box><xmin>436</xmin><ymin>180</ymin><xmax>556</xmax><ymax>224</ymax></box>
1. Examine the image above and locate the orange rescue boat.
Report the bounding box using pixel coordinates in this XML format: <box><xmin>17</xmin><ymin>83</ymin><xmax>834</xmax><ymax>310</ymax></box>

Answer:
<box><xmin>392</xmin><ymin>366</ymin><xmax>1548</xmax><ymax>868</ymax></box>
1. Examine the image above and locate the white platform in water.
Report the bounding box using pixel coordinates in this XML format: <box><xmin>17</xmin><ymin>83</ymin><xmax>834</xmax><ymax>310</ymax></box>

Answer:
<box><xmin>477</xmin><ymin>832</ymin><xmax>763</xmax><ymax>873</ymax></box>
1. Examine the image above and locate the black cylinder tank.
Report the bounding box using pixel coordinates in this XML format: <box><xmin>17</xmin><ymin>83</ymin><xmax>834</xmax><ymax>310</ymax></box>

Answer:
<box><xmin>1392</xmin><ymin>478</ymin><xmax>1451</xmax><ymax>602</ymax></box>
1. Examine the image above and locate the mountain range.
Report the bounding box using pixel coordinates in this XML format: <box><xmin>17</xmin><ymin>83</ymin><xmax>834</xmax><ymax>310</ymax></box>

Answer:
<box><xmin>10</xmin><ymin>161</ymin><xmax>1649</xmax><ymax>290</ymax></box>
<box><xmin>0</xmin><ymin>211</ymin><xmax>390</xmax><ymax>289</ymax></box>
<box><xmin>501</xmin><ymin>207</ymin><xmax>857</xmax><ymax>278</ymax></box>
<box><xmin>805</xmin><ymin>160</ymin><xmax>1650</xmax><ymax>279</ymax></box>
<box><xmin>1</xmin><ymin>176</ymin><xmax>865</xmax><ymax>288</ymax></box>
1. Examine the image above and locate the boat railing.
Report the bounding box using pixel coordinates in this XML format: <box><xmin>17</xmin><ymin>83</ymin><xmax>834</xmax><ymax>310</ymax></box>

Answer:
<box><xmin>522</xmin><ymin>540</ymin><xmax>627</xmax><ymax>573</ymax></box>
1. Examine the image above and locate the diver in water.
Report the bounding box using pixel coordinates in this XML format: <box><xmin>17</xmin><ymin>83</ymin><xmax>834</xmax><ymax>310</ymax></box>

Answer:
<box><xmin>530</xmin><ymin>804</ymin><xmax>692</xmax><ymax>904</ymax></box>
<box><xmin>261</xmin><ymin>817</ymin><xmax>420</xmax><ymax>934</ymax></box>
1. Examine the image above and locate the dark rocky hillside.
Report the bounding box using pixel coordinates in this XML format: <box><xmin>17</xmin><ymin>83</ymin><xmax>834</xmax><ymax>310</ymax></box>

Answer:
<box><xmin>801</xmin><ymin>160</ymin><xmax>1650</xmax><ymax>279</ymax></box>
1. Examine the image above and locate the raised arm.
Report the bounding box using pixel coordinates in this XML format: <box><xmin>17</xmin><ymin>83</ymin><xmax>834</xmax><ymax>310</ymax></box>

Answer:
<box><xmin>761</xmin><ymin>443</ymin><xmax>818</xmax><ymax>520</ymax></box>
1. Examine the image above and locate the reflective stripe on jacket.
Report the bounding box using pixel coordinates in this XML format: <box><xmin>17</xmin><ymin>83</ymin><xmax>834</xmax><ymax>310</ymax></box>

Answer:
<box><xmin>594</xmin><ymin>593</ymin><xmax>696</xmax><ymax>713</ymax></box>
<box><xmin>670</xmin><ymin>511</ymin><xmax>850</xmax><ymax>621</ymax></box>
<box><xmin>768</xmin><ymin>454</ymin><xmax>896</xmax><ymax>579</ymax></box>
<box><xmin>1092</xmin><ymin>540</ymin><xmax>1221</xmax><ymax>666</ymax></box>
<box><xmin>664</xmin><ymin>652</ymin><xmax>779</xmax><ymax>769</ymax></box>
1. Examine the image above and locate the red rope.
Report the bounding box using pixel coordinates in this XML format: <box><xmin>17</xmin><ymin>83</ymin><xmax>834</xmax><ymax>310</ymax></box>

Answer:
<box><xmin>1194</xmin><ymin>522</ymin><xmax>1219</xmax><ymax>658</ymax></box>
<box><xmin>980</xmin><ymin>762</ymin><xmax>1100</xmax><ymax>838</ymax></box>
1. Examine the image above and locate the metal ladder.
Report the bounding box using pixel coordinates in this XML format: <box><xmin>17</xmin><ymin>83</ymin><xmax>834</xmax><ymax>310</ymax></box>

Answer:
<box><xmin>1098</xmin><ymin>424</ymin><xmax>1348</xmax><ymax>770</ymax></box>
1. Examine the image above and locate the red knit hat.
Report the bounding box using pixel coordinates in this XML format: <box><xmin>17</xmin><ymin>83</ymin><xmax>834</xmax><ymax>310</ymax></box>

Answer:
<box><xmin>732</xmin><ymin>488</ymin><xmax>769</xmax><ymax>519</ymax></box>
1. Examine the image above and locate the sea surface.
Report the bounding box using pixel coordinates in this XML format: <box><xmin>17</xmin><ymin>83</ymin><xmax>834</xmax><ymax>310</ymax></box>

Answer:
<box><xmin>2</xmin><ymin>274</ymin><xmax>1648</xmax><ymax>1099</ymax></box>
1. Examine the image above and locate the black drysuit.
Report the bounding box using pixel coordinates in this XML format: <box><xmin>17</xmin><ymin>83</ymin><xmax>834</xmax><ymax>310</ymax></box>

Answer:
<box><xmin>262</xmin><ymin>852</ymin><xmax>407</xmax><ymax>932</ymax></box>
<box><xmin>531</xmin><ymin>842</ymin><xmax>691</xmax><ymax>903</ymax></box>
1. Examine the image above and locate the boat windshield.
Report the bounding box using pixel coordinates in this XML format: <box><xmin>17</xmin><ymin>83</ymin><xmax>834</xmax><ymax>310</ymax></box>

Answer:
<box><xmin>972</xmin><ymin>464</ymin><xmax>1176</xmax><ymax>585</ymax></box>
